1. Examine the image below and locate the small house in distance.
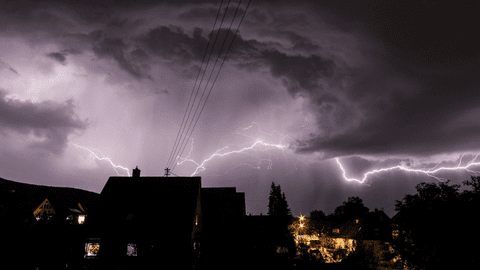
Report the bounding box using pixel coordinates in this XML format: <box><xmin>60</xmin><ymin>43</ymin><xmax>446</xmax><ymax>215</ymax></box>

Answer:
<box><xmin>33</xmin><ymin>197</ymin><xmax>87</xmax><ymax>224</ymax></box>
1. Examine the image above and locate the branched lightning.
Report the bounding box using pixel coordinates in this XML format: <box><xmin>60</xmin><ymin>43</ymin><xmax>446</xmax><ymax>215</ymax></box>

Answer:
<box><xmin>72</xmin><ymin>144</ymin><xmax>130</xmax><ymax>176</ymax></box>
<box><xmin>176</xmin><ymin>122</ymin><xmax>292</xmax><ymax>176</ymax></box>
<box><xmin>336</xmin><ymin>154</ymin><xmax>480</xmax><ymax>184</ymax></box>
<box><xmin>177</xmin><ymin>138</ymin><xmax>288</xmax><ymax>176</ymax></box>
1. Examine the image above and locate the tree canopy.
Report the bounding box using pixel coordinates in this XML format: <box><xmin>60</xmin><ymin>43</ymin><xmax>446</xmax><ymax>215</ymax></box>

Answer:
<box><xmin>267</xmin><ymin>182</ymin><xmax>294</xmax><ymax>252</ymax></box>
<box><xmin>393</xmin><ymin>177</ymin><xmax>480</xmax><ymax>270</ymax></box>
<box><xmin>267</xmin><ymin>182</ymin><xmax>292</xmax><ymax>218</ymax></box>
<box><xmin>332</xmin><ymin>196</ymin><xmax>370</xmax><ymax>227</ymax></box>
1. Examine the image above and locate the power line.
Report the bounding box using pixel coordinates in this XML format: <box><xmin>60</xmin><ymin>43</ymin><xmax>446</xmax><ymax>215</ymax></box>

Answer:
<box><xmin>171</xmin><ymin>0</ymin><xmax>252</xmax><ymax>173</ymax></box>
<box><xmin>170</xmin><ymin>0</ymin><xmax>240</xmax><ymax>171</ymax></box>
<box><xmin>166</xmin><ymin>0</ymin><xmax>233</xmax><ymax>170</ymax></box>
<box><xmin>165</xmin><ymin>0</ymin><xmax>228</xmax><ymax>169</ymax></box>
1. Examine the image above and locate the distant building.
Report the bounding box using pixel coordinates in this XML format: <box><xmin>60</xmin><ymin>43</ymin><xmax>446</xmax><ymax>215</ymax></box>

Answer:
<box><xmin>0</xmin><ymin>177</ymin><xmax>98</xmax><ymax>269</ymax></box>
<box><xmin>33</xmin><ymin>197</ymin><xmax>87</xmax><ymax>224</ymax></box>
<box><xmin>322</xmin><ymin>209</ymin><xmax>396</xmax><ymax>264</ymax></box>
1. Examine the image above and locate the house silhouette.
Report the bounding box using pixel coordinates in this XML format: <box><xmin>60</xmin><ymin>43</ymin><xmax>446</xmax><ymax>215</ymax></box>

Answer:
<box><xmin>84</xmin><ymin>167</ymin><xmax>246</xmax><ymax>269</ymax></box>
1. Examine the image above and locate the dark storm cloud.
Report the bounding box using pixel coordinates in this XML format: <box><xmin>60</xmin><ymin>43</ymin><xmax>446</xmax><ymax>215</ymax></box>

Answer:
<box><xmin>267</xmin><ymin>0</ymin><xmax>480</xmax><ymax>159</ymax></box>
<box><xmin>261</xmin><ymin>50</ymin><xmax>335</xmax><ymax>95</ymax></box>
<box><xmin>140</xmin><ymin>26</ymin><xmax>208</xmax><ymax>64</ymax></box>
<box><xmin>46</xmin><ymin>52</ymin><xmax>67</xmax><ymax>65</ymax></box>
<box><xmin>5</xmin><ymin>0</ymin><xmax>478</xmax><ymax>161</ymax></box>
<box><xmin>315</xmin><ymin>1</ymin><xmax>479</xmax><ymax>65</ymax></box>
<box><xmin>294</xmin><ymin>57</ymin><xmax>480</xmax><ymax>158</ymax></box>
<box><xmin>293</xmin><ymin>58</ymin><xmax>480</xmax><ymax>157</ymax></box>
<box><xmin>0</xmin><ymin>89</ymin><xmax>88</xmax><ymax>154</ymax></box>
<box><xmin>283</xmin><ymin>31</ymin><xmax>320</xmax><ymax>52</ymax></box>
<box><xmin>138</xmin><ymin>23</ymin><xmax>330</xmax><ymax>83</ymax></box>
<box><xmin>92</xmin><ymin>31</ymin><xmax>151</xmax><ymax>79</ymax></box>
<box><xmin>178</xmin><ymin>6</ymin><xmax>219</xmax><ymax>21</ymax></box>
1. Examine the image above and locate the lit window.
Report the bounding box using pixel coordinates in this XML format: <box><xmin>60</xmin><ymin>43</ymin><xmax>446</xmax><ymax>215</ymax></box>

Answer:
<box><xmin>127</xmin><ymin>243</ymin><xmax>137</xmax><ymax>256</ymax></box>
<box><xmin>78</xmin><ymin>215</ymin><xmax>86</xmax><ymax>224</ymax></box>
<box><xmin>85</xmin><ymin>243</ymin><xmax>100</xmax><ymax>257</ymax></box>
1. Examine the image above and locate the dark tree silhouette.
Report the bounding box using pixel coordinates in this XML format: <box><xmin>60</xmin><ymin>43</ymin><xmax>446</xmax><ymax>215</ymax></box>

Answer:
<box><xmin>308</xmin><ymin>210</ymin><xmax>326</xmax><ymax>234</ymax></box>
<box><xmin>342</xmin><ymin>241</ymin><xmax>379</xmax><ymax>270</ymax></box>
<box><xmin>393</xmin><ymin>177</ymin><xmax>480</xmax><ymax>270</ymax></box>
<box><xmin>267</xmin><ymin>182</ymin><xmax>294</xmax><ymax>253</ymax></box>
<box><xmin>332</xmin><ymin>196</ymin><xmax>370</xmax><ymax>226</ymax></box>
<box><xmin>267</xmin><ymin>182</ymin><xmax>292</xmax><ymax>217</ymax></box>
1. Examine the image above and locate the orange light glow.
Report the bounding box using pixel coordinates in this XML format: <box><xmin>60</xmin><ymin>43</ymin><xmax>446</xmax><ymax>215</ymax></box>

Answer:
<box><xmin>85</xmin><ymin>243</ymin><xmax>100</xmax><ymax>257</ymax></box>
<box><xmin>78</xmin><ymin>215</ymin><xmax>86</xmax><ymax>224</ymax></box>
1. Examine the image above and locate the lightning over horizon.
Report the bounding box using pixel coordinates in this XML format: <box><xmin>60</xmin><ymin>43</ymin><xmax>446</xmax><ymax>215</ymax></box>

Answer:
<box><xmin>174</xmin><ymin>123</ymin><xmax>480</xmax><ymax>183</ymax></box>
<box><xmin>177</xmin><ymin>137</ymin><xmax>290</xmax><ymax>176</ymax></box>
<box><xmin>336</xmin><ymin>154</ymin><xmax>480</xmax><ymax>184</ymax></box>
<box><xmin>176</xmin><ymin>123</ymin><xmax>292</xmax><ymax>176</ymax></box>
<box><xmin>72</xmin><ymin>144</ymin><xmax>130</xmax><ymax>176</ymax></box>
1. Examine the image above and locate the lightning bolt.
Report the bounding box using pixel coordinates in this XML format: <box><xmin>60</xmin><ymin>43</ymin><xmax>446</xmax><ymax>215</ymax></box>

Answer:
<box><xmin>72</xmin><ymin>143</ymin><xmax>130</xmax><ymax>176</ymax></box>
<box><xmin>336</xmin><ymin>154</ymin><xmax>480</xmax><ymax>184</ymax></box>
<box><xmin>174</xmin><ymin>123</ymin><xmax>480</xmax><ymax>183</ymax></box>
<box><xmin>176</xmin><ymin>122</ymin><xmax>294</xmax><ymax>176</ymax></box>
<box><xmin>177</xmin><ymin>138</ymin><xmax>289</xmax><ymax>176</ymax></box>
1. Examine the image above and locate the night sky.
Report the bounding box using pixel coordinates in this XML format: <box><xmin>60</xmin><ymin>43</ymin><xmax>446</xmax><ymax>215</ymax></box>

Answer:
<box><xmin>1</xmin><ymin>0</ymin><xmax>479</xmax><ymax>217</ymax></box>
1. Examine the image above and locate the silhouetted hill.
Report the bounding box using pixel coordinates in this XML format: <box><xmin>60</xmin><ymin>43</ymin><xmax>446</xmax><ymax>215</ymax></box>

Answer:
<box><xmin>0</xmin><ymin>177</ymin><xmax>99</xmax><ymax>219</ymax></box>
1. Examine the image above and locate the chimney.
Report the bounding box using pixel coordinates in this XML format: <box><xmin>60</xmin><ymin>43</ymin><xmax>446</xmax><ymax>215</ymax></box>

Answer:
<box><xmin>132</xmin><ymin>166</ymin><xmax>141</xmax><ymax>177</ymax></box>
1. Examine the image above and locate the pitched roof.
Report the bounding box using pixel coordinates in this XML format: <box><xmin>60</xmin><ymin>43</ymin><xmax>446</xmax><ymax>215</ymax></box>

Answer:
<box><xmin>87</xmin><ymin>176</ymin><xmax>201</xmax><ymax>242</ymax></box>
<box><xmin>0</xmin><ymin>177</ymin><xmax>98</xmax><ymax>219</ymax></box>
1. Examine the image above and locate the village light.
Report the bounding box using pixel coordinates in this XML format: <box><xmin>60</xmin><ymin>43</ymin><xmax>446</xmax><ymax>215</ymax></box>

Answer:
<box><xmin>78</xmin><ymin>215</ymin><xmax>86</xmax><ymax>224</ymax></box>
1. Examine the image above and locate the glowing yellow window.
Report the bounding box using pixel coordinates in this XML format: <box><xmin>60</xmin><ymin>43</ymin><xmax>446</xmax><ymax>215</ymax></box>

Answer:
<box><xmin>78</xmin><ymin>215</ymin><xmax>86</xmax><ymax>224</ymax></box>
<box><xmin>85</xmin><ymin>243</ymin><xmax>100</xmax><ymax>257</ymax></box>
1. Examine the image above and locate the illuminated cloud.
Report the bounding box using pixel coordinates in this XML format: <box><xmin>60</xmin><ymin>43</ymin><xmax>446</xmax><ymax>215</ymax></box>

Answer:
<box><xmin>0</xmin><ymin>0</ymin><xmax>479</xmax><ymax>217</ymax></box>
<box><xmin>0</xmin><ymin>89</ymin><xmax>88</xmax><ymax>154</ymax></box>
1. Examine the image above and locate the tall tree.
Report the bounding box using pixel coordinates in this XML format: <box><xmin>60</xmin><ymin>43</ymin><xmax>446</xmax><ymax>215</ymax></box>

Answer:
<box><xmin>267</xmin><ymin>182</ymin><xmax>292</xmax><ymax>217</ymax></box>
<box><xmin>393</xmin><ymin>179</ymin><xmax>480</xmax><ymax>270</ymax></box>
<box><xmin>267</xmin><ymin>182</ymin><xmax>294</xmax><ymax>253</ymax></box>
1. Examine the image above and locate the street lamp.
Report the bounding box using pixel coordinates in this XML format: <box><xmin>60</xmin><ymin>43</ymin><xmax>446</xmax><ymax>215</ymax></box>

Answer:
<box><xmin>298</xmin><ymin>215</ymin><xmax>305</xmax><ymax>237</ymax></box>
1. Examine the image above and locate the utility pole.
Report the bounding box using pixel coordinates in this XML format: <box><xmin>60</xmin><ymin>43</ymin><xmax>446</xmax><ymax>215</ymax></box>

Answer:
<box><xmin>164</xmin><ymin>168</ymin><xmax>170</xmax><ymax>177</ymax></box>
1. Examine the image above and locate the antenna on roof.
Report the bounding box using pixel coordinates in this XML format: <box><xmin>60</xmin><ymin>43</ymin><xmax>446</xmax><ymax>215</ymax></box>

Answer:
<box><xmin>164</xmin><ymin>168</ymin><xmax>171</xmax><ymax>177</ymax></box>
